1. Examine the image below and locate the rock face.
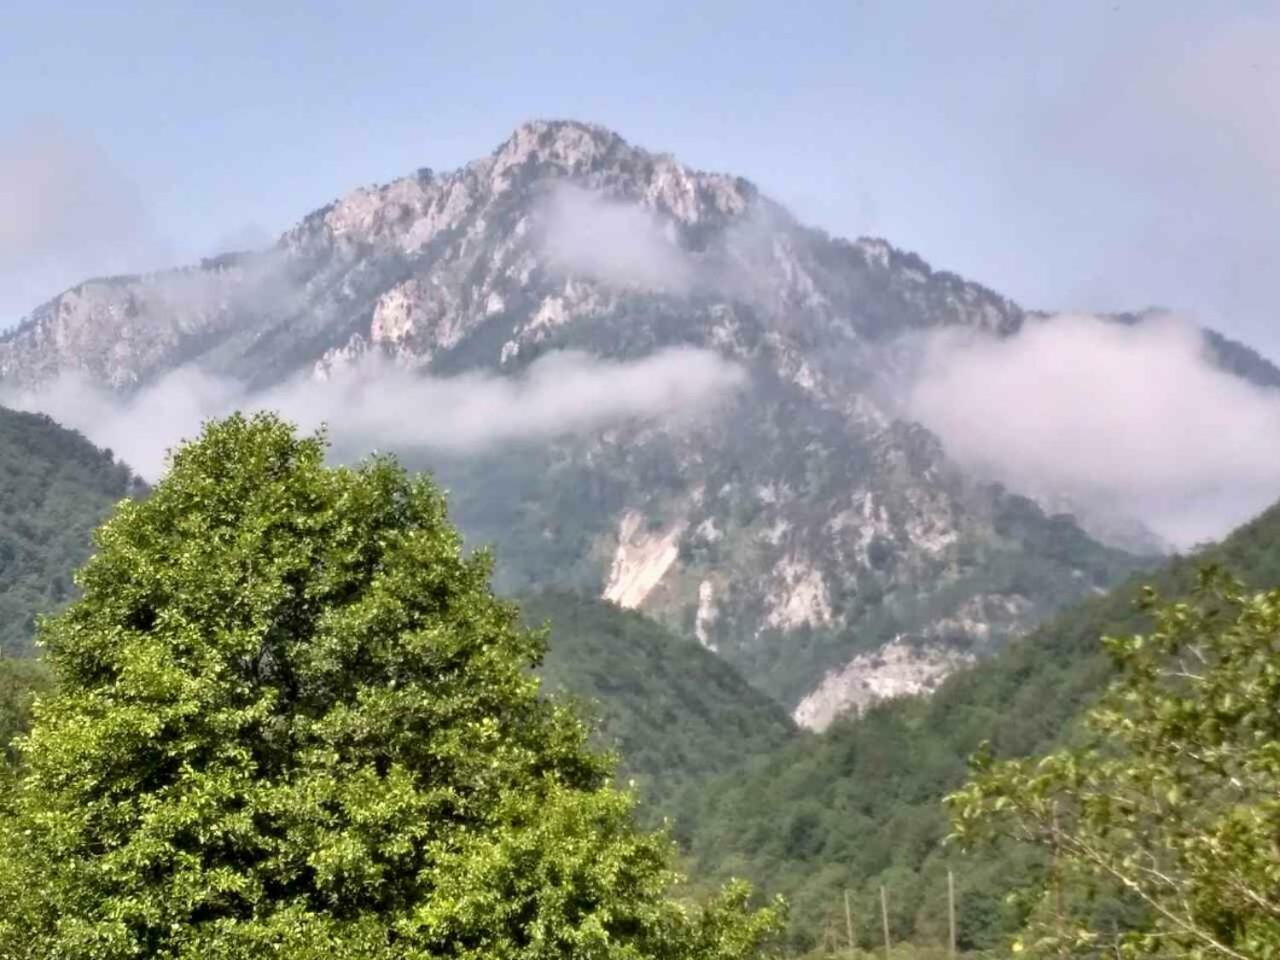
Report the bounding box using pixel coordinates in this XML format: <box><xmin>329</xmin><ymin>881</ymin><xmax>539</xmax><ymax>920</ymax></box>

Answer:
<box><xmin>603</xmin><ymin>510</ymin><xmax>687</xmax><ymax>610</ymax></box>
<box><xmin>792</xmin><ymin>639</ymin><xmax>975</xmax><ymax>733</ymax></box>
<box><xmin>0</xmin><ymin>119</ymin><xmax>1179</xmax><ymax>719</ymax></box>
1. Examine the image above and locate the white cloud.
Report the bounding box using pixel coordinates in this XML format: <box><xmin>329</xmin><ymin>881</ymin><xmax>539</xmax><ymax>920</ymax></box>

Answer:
<box><xmin>7</xmin><ymin>367</ymin><xmax>242</xmax><ymax>479</ymax></box>
<box><xmin>139</xmin><ymin>249</ymin><xmax>301</xmax><ymax>322</ymax></box>
<box><xmin>4</xmin><ymin>347</ymin><xmax>744</xmax><ymax>481</ymax></box>
<box><xmin>905</xmin><ymin>314</ymin><xmax>1280</xmax><ymax>548</ymax></box>
<box><xmin>537</xmin><ymin>183</ymin><xmax>694</xmax><ymax>293</ymax></box>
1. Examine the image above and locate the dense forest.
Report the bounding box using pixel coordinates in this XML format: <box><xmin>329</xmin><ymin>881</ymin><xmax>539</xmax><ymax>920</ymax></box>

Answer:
<box><xmin>0</xmin><ymin>408</ymin><xmax>142</xmax><ymax>779</ymax></box>
<box><xmin>523</xmin><ymin>591</ymin><xmax>797</xmax><ymax>807</ymax></box>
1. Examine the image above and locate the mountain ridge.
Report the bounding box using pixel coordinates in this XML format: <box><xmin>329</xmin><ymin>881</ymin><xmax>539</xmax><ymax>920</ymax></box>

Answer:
<box><xmin>3</xmin><ymin>118</ymin><xmax>1269</xmax><ymax>726</ymax></box>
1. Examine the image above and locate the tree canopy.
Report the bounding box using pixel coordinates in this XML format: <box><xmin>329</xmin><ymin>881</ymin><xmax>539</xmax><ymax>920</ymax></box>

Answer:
<box><xmin>949</xmin><ymin>570</ymin><xmax>1280</xmax><ymax>959</ymax></box>
<box><xmin>0</xmin><ymin>413</ymin><xmax>781</xmax><ymax>959</ymax></box>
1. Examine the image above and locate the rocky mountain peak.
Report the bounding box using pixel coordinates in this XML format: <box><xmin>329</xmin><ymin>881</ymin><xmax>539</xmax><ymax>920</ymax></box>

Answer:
<box><xmin>487</xmin><ymin>119</ymin><xmax>757</xmax><ymax>224</ymax></box>
<box><xmin>298</xmin><ymin>119</ymin><xmax>761</xmax><ymax>265</ymax></box>
<box><xmin>488</xmin><ymin>119</ymin><xmax>630</xmax><ymax>182</ymax></box>
<box><xmin>0</xmin><ymin>120</ymin><xmax>1204</xmax><ymax>727</ymax></box>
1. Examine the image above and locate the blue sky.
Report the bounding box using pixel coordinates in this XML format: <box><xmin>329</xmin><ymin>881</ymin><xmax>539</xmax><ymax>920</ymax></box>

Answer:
<box><xmin>2</xmin><ymin>1</ymin><xmax>1277</xmax><ymax>357</ymax></box>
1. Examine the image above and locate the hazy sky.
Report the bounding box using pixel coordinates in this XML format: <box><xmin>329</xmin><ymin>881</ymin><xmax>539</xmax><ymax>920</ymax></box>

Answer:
<box><xmin>1</xmin><ymin>2</ymin><xmax>1276</xmax><ymax>358</ymax></box>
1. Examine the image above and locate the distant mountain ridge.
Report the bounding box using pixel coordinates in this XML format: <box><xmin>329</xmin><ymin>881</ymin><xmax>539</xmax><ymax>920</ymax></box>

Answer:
<box><xmin>3</xmin><ymin>119</ymin><xmax>1272</xmax><ymax>725</ymax></box>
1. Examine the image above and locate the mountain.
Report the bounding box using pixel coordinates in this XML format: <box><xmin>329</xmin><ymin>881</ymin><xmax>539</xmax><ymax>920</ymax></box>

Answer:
<box><xmin>0</xmin><ymin>407</ymin><xmax>144</xmax><ymax>656</ymax></box>
<box><xmin>522</xmin><ymin>590</ymin><xmax>795</xmax><ymax>806</ymax></box>
<box><xmin>674</xmin><ymin>497</ymin><xmax>1280</xmax><ymax>952</ymax></box>
<box><xmin>7</xmin><ymin>119</ymin><xmax>1266</xmax><ymax>724</ymax></box>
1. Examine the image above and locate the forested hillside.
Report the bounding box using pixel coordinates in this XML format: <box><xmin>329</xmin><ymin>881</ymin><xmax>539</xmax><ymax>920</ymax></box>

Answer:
<box><xmin>0</xmin><ymin>408</ymin><xmax>144</xmax><ymax>656</ymax></box>
<box><xmin>676</xmin><ymin>499</ymin><xmax>1280</xmax><ymax>952</ymax></box>
<box><xmin>522</xmin><ymin>591</ymin><xmax>797</xmax><ymax>805</ymax></box>
<box><xmin>0</xmin><ymin>406</ymin><xmax>142</xmax><ymax>777</ymax></box>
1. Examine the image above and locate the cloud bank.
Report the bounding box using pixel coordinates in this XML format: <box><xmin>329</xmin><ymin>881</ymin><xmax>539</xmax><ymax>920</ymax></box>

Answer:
<box><xmin>5</xmin><ymin>347</ymin><xmax>744</xmax><ymax>481</ymax></box>
<box><xmin>139</xmin><ymin>249</ymin><xmax>302</xmax><ymax>323</ymax></box>
<box><xmin>906</xmin><ymin>314</ymin><xmax>1280</xmax><ymax>548</ymax></box>
<box><xmin>537</xmin><ymin>183</ymin><xmax>695</xmax><ymax>293</ymax></box>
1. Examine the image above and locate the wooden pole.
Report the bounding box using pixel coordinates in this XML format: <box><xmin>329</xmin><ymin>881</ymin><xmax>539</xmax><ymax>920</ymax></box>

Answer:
<box><xmin>880</xmin><ymin>885</ymin><xmax>891</xmax><ymax>960</ymax></box>
<box><xmin>948</xmin><ymin>868</ymin><xmax>957</xmax><ymax>960</ymax></box>
<box><xmin>1052</xmin><ymin>803</ymin><xmax>1066</xmax><ymax>958</ymax></box>
<box><xmin>844</xmin><ymin>888</ymin><xmax>856</xmax><ymax>958</ymax></box>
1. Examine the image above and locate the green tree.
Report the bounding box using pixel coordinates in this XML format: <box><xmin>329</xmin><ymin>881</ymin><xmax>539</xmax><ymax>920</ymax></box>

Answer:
<box><xmin>0</xmin><ymin>413</ymin><xmax>781</xmax><ymax>959</ymax></box>
<box><xmin>948</xmin><ymin>569</ymin><xmax>1280</xmax><ymax>960</ymax></box>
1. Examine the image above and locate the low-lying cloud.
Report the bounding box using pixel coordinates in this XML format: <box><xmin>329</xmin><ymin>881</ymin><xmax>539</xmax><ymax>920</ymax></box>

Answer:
<box><xmin>906</xmin><ymin>314</ymin><xmax>1280</xmax><ymax>548</ymax></box>
<box><xmin>537</xmin><ymin>183</ymin><xmax>695</xmax><ymax>293</ymax></box>
<box><xmin>139</xmin><ymin>249</ymin><xmax>302</xmax><ymax>323</ymax></box>
<box><xmin>5</xmin><ymin>347</ymin><xmax>744</xmax><ymax>481</ymax></box>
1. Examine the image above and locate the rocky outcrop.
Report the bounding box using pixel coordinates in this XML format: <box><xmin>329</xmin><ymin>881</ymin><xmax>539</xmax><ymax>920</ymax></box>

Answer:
<box><xmin>603</xmin><ymin>510</ymin><xmax>687</xmax><ymax>609</ymax></box>
<box><xmin>792</xmin><ymin>639</ymin><xmax>975</xmax><ymax>732</ymax></box>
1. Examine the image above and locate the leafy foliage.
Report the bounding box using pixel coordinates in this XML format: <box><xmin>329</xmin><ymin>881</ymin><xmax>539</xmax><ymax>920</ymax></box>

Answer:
<box><xmin>949</xmin><ymin>569</ymin><xmax>1280</xmax><ymax>959</ymax></box>
<box><xmin>0</xmin><ymin>414</ymin><xmax>782</xmax><ymax>959</ymax></box>
<box><xmin>0</xmin><ymin>407</ymin><xmax>143</xmax><ymax>656</ymax></box>
<box><xmin>673</xmin><ymin>501</ymin><xmax>1280</xmax><ymax>953</ymax></box>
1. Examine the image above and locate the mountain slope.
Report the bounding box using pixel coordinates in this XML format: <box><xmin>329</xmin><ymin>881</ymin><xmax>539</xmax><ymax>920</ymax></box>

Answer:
<box><xmin>0</xmin><ymin>120</ymin><xmax>1210</xmax><ymax>721</ymax></box>
<box><xmin>0</xmin><ymin>408</ymin><xmax>144</xmax><ymax>656</ymax></box>
<box><xmin>0</xmin><ymin>657</ymin><xmax>51</xmax><ymax>768</ymax></box>
<box><xmin>674</xmin><ymin>498</ymin><xmax>1280</xmax><ymax>952</ymax></box>
<box><xmin>522</xmin><ymin>591</ymin><xmax>795</xmax><ymax>805</ymax></box>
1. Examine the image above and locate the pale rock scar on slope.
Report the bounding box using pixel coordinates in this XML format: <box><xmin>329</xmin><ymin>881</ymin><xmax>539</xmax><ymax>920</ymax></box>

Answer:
<box><xmin>791</xmin><ymin>639</ymin><xmax>975</xmax><ymax>732</ymax></box>
<box><xmin>602</xmin><ymin>509</ymin><xmax>688</xmax><ymax>609</ymax></box>
<box><xmin>694</xmin><ymin>579</ymin><xmax>719</xmax><ymax>651</ymax></box>
<box><xmin>763</xmin><ymin>554</ymin><xmax>834</xmax><ymax>631</ymax></box>
<box><xmin>791</xmin><ymin>591</ymin><xmax>1032</xmax><ymax>730</ymax></box>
